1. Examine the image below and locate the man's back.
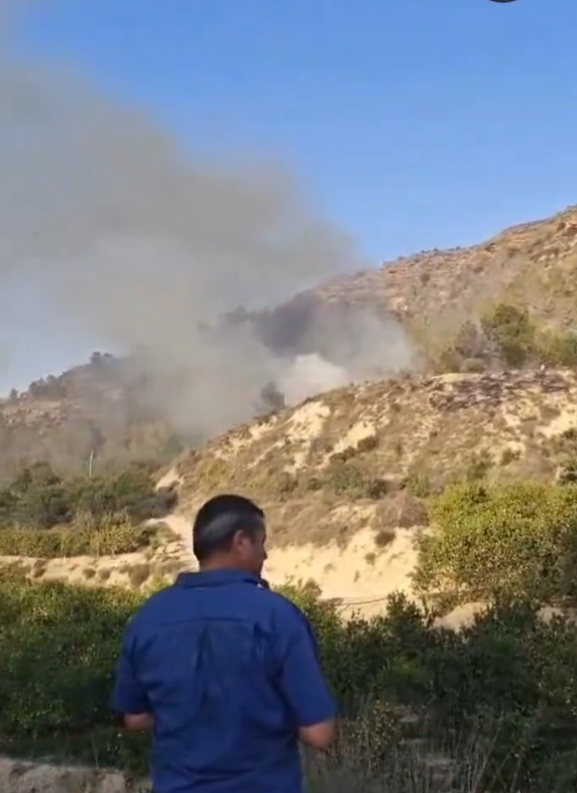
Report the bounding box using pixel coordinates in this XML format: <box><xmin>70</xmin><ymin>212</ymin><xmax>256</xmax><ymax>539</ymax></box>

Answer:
<box><xmin>111</xmin><ymin>569</ymin><xmax>335</xmax><ymax>793</ymax></box>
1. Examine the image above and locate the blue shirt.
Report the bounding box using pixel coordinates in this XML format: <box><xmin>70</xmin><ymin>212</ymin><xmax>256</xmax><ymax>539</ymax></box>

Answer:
<box><xmin>110</xmin><ymin>570</ymin><xmax>336</xmax><ymax>793</ymax></box>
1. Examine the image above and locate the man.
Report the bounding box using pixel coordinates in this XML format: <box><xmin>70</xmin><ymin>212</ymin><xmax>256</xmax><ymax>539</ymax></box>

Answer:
<box><xmin>110</xmin><ymin>493</ymin><xmax>336</xmax><ymax>793</ymax></box>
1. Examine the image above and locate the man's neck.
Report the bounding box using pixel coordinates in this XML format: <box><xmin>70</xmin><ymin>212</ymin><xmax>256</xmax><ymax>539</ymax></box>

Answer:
<box><xmin>195</xmin><ymin>565</ymin><xmax>268</xmax><ymax>589</ymax></box>
<box><xmin>199</xmin><ymin>559</ymin><xmax>244</xmax><ymax>573</ymax></box>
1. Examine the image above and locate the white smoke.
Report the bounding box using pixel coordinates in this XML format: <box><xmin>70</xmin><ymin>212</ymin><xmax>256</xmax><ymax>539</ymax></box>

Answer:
<box><xmin>0</xmin><ymin>18</ymin><xmax>417</xmax><ymax>439</ymax></box>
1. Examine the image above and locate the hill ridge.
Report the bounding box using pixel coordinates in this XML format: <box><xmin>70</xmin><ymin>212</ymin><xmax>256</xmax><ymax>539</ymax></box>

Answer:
<box><xmin>1</xmin><ymin>202</ymin><xmax>577</xmax><ymax>479</ymax></box>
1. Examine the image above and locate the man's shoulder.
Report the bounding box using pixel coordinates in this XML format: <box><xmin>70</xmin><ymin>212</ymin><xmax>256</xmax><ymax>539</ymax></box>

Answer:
<box><xmin>127</xmin><ymin>579</ymin><xmax>310</xmax><ymax>637</ymax></box>
<box><xmin>127</xmin><ymin>584</ymin><xmax>179</xmax><ymax>633</ymax></box>
<box><xmin>259</xmin><ymin>588</ymin><xmax>310</xmax><ymax>629</ymax></box>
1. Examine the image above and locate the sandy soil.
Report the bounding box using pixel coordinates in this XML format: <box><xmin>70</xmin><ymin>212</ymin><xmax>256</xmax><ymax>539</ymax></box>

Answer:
<box><xmin>0</xmin><ymin>505</ymin><xmax>423</xmax><ymax>619</ymax></box>
<box><xmin>157</xmin><ymin>465</ymin><xmax>422</xmax><ymax>611</ymax></box>
<box><xmin>158</xmin><ymin>512</ymin><xmax>421</xmax><ymax>615</ymax></box>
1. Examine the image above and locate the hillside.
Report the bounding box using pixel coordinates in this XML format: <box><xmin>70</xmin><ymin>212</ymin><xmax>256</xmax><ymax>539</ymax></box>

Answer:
<box><xmin>3</xmin><ymin>208</ymin><xmax>577</xmax><ymax>792</ymax></box>
<box><xmin>0</xmin><ymin>353</ymin><xmax>186</xmax><ymax>479</ymax></box>
<box><xmin>4</xmin><ymin>366</ymin><xmax>577</xmax><ymax>793</ymax></box>
<box><xmin>175</xmin><ymin>367</ymin><xmax>577</xmax><ymax>521</ymax></box>
<box><xmin>121</xmin><ymin>366</ymin><xmax>574</xmax><ymax>610</ymax></box>
<box><xmin>2</xmin><ymin>204</ymin><xmax>577</xmax><ymax>479</ymax></box>
<box><xmin>7</xmin><ymin>365</ymin><xmax>577</xmax><ymax>611</ymax></box>
<box><xmin>317</xmin><ymin>204</ymin><xmax>577</xmax><ymax>355</ymax></box>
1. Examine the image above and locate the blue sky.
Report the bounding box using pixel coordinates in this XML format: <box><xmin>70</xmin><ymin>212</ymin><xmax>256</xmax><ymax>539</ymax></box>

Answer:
<box><xmin>3</xmin><ymin>0</ymin><xmax>577</xmax><ymax>390</ymax></box>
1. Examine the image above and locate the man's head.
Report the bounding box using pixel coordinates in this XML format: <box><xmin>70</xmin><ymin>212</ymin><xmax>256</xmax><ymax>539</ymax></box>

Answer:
<box><xmin>192</xmin><ymin>494</ymin><xmax>267</xmax><ymax>576</ymax></box>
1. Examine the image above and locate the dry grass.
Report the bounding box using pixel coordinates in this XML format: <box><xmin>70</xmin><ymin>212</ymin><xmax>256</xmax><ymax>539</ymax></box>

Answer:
<box><xmin>174</xmin><ymin>367</ymin><xmax>577</xmax><ymax>550</ymax></box>
<box><xmin>0</xmin><ymin>543</ymin><xmax>189</xmax><ymax>593</ymax></box>
<box><xmin>0</xmin><ymin>747</ymin><xmax>466</xmax><ymax>793</ymax></box>
<box><xmin>0</xmin><ymin>708</ymin><xmax>522</xmax><ymax>793</ymax></box>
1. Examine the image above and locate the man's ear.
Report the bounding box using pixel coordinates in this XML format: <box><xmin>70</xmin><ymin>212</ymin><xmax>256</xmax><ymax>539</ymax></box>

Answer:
<box><xmin>230</xmin><ymin>529</ymin><xmax>245</xmax><ymax>551</ymax></box>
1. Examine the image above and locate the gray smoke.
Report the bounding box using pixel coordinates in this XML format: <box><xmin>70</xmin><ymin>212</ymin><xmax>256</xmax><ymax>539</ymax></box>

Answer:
<box><xmin>0</xmin><ymin>35</ymin><xmax>417</xmax><ymax>438</ymax></box>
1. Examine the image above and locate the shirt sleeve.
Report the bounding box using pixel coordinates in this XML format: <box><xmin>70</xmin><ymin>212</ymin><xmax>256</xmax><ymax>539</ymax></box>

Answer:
<box><xmin>274</xmin><ymin>599</ymin><xmax>337</xmax><ymax>727</ymax></box>
<box><xmin>110</xmin><ymin>619</ymin><xmax>150</xmax><ymax>715</ymax></box>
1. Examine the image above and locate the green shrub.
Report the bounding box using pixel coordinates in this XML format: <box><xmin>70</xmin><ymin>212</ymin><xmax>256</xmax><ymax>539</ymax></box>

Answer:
<box><xmin>2</xmin><ymin>575</ymin><xmax>577</xmax><ymax>790</ymax></box>
<box><xmin>321</xmin><ymin>462</ymin><xmax>389</xmax><ymax>499</ymax></box>
<box><xmin>433</xmin><ymin>304</ymin><xmax>577</xmax><ymax>374</ymax></box>
<box><xmin>0</xmin><ymin>461</ymin><xmax>173</xmax><ymax>533</ymax></box>
<box><xmin>0</xmin><ymin>514</ymin><xmax>156</xmax><ymax>558</ymax></box>
<box><xmin>400</xmin><ymin>473</ymin><xmax>431</xmax><ymax>498</ymax></box>
<box><xmin>413</xmin><ymin>480</ymin><xmax>577</xmax><ymax>603</ymax></box>
<box><xmin>0</xmin><ymin>575</ymin><xmax>140</xmax><ymax>749</ymax></box>
<box><xmin>540</xmin><ymin>330</ymin><xmax>577</xmax><ymax>366</ymax></box>
<box><xmin>480</xmin><ymin>302</ymin><xmax>537</xmax><ymax>367</ymax></box>
<box><xmin>67</xmin><ymin>464</ymin><xmax>170</xmax><ymax>523</ymax></box>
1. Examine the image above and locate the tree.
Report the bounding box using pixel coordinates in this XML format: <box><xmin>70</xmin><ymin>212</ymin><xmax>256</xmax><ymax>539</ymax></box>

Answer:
<box><xmin>480</xmin><ymin>303</ymin><xmax>536</xmax><ymax>367</ymax></box>
<box><xmin>414</xmin><ymin>480</ymin><xmax>577</xmax><ymax>603</ymax></box>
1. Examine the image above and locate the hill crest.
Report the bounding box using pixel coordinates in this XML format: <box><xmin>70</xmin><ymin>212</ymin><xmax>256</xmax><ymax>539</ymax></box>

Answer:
<box><xmin>2</xmin><ymin>202</ymin><xmax>577</xmax><ymax>478</ymax></box>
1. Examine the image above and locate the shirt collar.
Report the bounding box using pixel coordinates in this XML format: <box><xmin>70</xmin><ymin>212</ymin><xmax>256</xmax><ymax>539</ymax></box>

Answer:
<box><xmin>175</xmin><ymin>569</ymin><xmax>261</xmax><ymax>589</ymax></box>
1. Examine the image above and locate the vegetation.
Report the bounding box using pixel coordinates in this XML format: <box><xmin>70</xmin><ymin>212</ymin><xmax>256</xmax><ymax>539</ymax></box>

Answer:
<box><xmin>0</xmin><ymin>461</ymin><xmax>176</xmax><ymax>558</ymax></box>
<box><xmin>414</xmin><ymin>480</ymin><xmax>577</xmax><ymax>604</ymax></box>
<box><xmin>436</xmin><ymin>301</ymin><xmax>577</xmax><ymax>373</ymax></box>
<box><xmin>0</xmin><ymin>352</ymin><xmax>195</xmax><ymax>478</ymax></box>
<box><xmin>1</xmin><ymin>206</ymin><xmax>577</xmax><ymax>485</ymax></box>
<box><xmin>1</xmin><ymin>572</ymin><xmax>577</xmax><ymax>792</ymax></box>
<box><xmin>0</xmin><ymin>516</ymin><xmax>157</xmax><ymax>558</ymax></box>
<box><xmin>1</xmin><ymin>436</ymin><xmax>577</xmax><ymax>790</ymax></box>
<box><xmin>3</xmin><ymin>203</ymin><xmax>577</xmax><ymax>790</ymax></box>
<box><xmin>319</xmin><ymin>461</ymin><xmax>389</xmax><ymax>500</ymax></box>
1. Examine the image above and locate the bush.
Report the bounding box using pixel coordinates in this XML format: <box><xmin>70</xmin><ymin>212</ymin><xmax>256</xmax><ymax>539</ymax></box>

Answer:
<box><xmin>400</xmin><ymin>473</ymin><xmax>431</xmax><ymax>498</ymax></box>
<box><xmin>436</xmin><ymin>303</ymin><xmax>577</xmax><ymax>373</ymax></box>
<box><xmin>0</xmin><ymin>462</ymin><xmax>175</xmax><ymax>560</ymax></box>
<box><xmin>540</xmin><ymin>329</ymin><xmax>577</xmax><ymax>366</ymax></box>
<box><xmin>321</xmin><ymin>462</ymin><xmax>389</xmax><ymax>499</ymax></box>
<box><xmin>2</xmin><ymin>575</ymin><xmax>577</xmax><ymax>790</ymax></box>
<box><xmin>0</xmin><ymin>514</ymin><xmax>156</xmax><ymax>558</ymax></box>
<box><xmin>2</xmin><ymin>462</ymin><xmax>71</xmax><ymax>528</ymax></box>
<box><xmin>0</xmin><ymin>574</ymin><xmax>141</xmax><ymax>752</ymax></box>
<box><xmin>0</xmin><ymin>461</ymin><xmax>173</xmax><ymax>533</ymax></box>
<box><xmin>480</xmin><ymin>302</ymin><xmax>537</xmax><ymax>368</ymax></box>
<box><xmin>67</xmin><ymin>464</ymin><xmax>173</xmax><ymax>524</ymax></box>
<box><xmin>413</xmin><ymin>480</ymin><xmax>577</xmax><ymax>603</ymax></box>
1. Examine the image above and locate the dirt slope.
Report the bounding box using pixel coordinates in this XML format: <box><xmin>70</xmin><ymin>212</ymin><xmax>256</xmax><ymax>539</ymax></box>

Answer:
<box><xmin>175</xmin><ymin>367</ymin><xmax>577</xmax><ymax>517</ymax></box>
<box><xmin>156</xmin><ymin>367</ymin><xmax>577</xmax><ymax>608</ymax></box>
<box><xmin>5</xmin><ymin>366</ymin><xmax>577</xmax><ymax>616</ymax></box>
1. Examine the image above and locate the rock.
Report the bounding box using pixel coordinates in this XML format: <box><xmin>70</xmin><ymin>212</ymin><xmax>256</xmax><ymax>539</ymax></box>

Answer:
<box><xmin>0</xmin><ymin>758</ymin><xmax>149</xmax><ymax>793</ymax></box>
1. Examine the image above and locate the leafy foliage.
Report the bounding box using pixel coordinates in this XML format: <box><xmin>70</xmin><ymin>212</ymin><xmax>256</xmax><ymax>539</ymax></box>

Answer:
<box><xmin>436</xmin><ymin>301</ymin><xmax>577</xmax><ymax>372</ymax></box>
<box><xmin>0</xmin><ymin>462</ymin><xmax>174</xmax><ymax>530</ymax></box>
<box><xmin>414</xmin><ymin>480</ymin><xmax>577</xmax><ymax>603</ymax></box>
<box><xmin>1</xmin><ymin>574</ymin><xmax>577</xmax><ymax>791</ymax></box>
<box><xmin>0</xmin><ymin>515</ymin><xmax>156</xmax><ymax>558</ymax></box>
<box><xmin>320</xmin><ymin>462</ymin><xmax>389</xmax><ymax>499</ymax></box>
<box><xmin>0</xmin><ymin>461</ymin><xmax>176</xmax><ymax>557</ymax></box>
<box><xmin>480</xmin><ymin>302</ymin><xmax>537</xmax><ymax>368</ymax></box>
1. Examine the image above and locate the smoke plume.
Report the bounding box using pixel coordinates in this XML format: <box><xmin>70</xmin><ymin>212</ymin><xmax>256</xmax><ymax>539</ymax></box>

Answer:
<box><xmin>0</xmin><ymin>24</ymin><xmax>416</xmax><ymax>440</ymax></box>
